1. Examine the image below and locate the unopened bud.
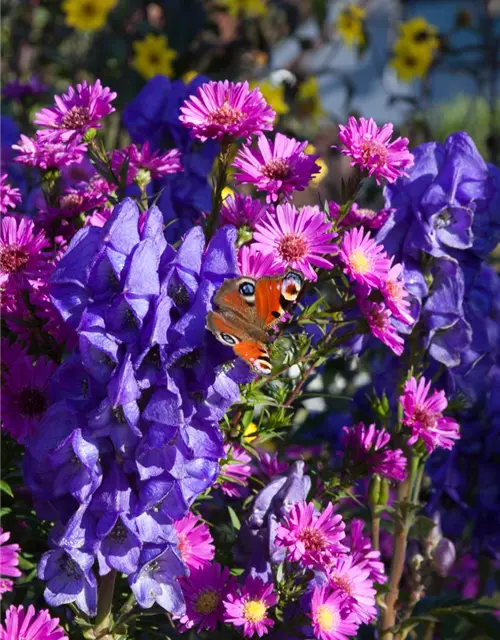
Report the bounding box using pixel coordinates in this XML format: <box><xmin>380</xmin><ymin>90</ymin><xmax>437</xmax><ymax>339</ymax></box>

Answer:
<box><xmin>134</xmin><ymin>168</ymin><xmax>152</xmax><ymax>191</ymax></box>
<box><xmin>378</xmin><ymin>477</ymin><xmax>390</xmax><ymax>506</ymax></box>
<box><xmin>432</xmin><ymin>538</ymin><xmax>456</xmax><ymax>577</ymax></box>
<box><xmin>83</xmin><ymin>127</ymin><xmax>97</xmax><ymax>143</ymax></box>
<box><xmin>368</xmin><ymin>474</ymin><xmax>381</xmax><ymax>509</ymax></box>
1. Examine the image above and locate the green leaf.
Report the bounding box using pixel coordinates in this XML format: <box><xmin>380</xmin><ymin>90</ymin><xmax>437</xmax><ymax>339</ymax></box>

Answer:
<box><xmin>411</xmin><ymin>515</ymin><xmax>437</xmax><ymax>539</ymax></box>
<box><xmin>227</xmin><ymin>506</ymin><xmax>241</xmax><ymax>531</ymax></box>
<box><xmin>0</xmin><ymin>480</ymin><xmax>13</xmax><ymax>498</ymax></box>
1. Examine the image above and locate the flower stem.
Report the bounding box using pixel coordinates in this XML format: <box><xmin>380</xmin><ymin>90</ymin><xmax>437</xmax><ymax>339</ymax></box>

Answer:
<box><xmin>372</xmin><ymin>513</ymin><xmax>380</xmax><ymax>551</ymax></box>
<box><xmin>94</xmin><ymin>570</ymin><xmax>117</xmax><ymax>639</ymax></box>
<box><xmin>205</xmin><ymin>141</ymin><xmax>232</xmax><ymax>242</ymax></box>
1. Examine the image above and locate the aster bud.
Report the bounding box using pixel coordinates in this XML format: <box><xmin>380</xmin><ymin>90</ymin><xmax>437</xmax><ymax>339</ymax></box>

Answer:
<box><xmin>83</xmin><ymin>127</ymin><xmax>97</xmax><ymax>143</ymax></box>
<box><xmin>237</xmin><ymin>225</ymin><xmax>254</xmax><ymax>246</ymax></box>
<box><xmin>134</xmin><ymin>168</ymin><xmax>152</xmax><ymax>190</ymax></box>
<box><xmin>378</xmin><ymin>477</ymin><xmax>390</xmax><ymax>506</ymax></box>
<box><xmin>368</xmin><ymin>474</ymin><xmax>381</xmax><ymax>509</ymax></box>
<box><xmin>42</xmin><ymin>168</ymin><xmax>61</xmax><ymax>184</ymax></box>
<box><xmin>432</xmin><ymin>538</ymin><xmax>456</xmax><ymax>577</ymax></box>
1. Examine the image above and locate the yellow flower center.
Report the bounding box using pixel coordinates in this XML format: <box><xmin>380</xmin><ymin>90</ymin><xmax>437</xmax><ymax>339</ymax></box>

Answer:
<box><xmin>348</xmin><ymin>249</ymin><xmax>370</xmax><ymax>274</ymax></box>
<box><xmin>315</xmin><ymin>604</ymin><xmax>339</xmax><ymax>631</ymax></box>
<box><xmin>243</xmin><ymin>599</ymin><xmax>267</xmax><ymax>623</ymax></box>
<box><xmin>194</xmin><ymin>589</ymin><xmax>220</xmax><ymax>615</ymax></box>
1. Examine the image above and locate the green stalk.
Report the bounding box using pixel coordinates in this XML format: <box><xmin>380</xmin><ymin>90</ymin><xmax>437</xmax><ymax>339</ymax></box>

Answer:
<box><xmin>205</xmin><ymin>141</ymin><xmax>233</xmax><ymax>242</ymax></box>
<box><xmin>94</xmin><ymin>570</ymin><xmax>117</xmax><ymax>639</ymax></box>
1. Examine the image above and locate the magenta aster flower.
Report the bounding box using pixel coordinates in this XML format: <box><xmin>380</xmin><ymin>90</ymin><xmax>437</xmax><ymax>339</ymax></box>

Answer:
<box><xmin>1</xmin><ymin>355</ymin><xmax>57</xmax><ymax>444</ymax></box>
<box><xmin>252</xmin><ymin>203</ymin><xmax>337</xmax><ymax>281</ymax></box>
<box><xmin>220</xmin><ymin>193</ymin><xmax>267</xmax><ymax>229</ymax></box>
<box><xmin>180</xmin><ymin>80</ymin><xmax>275</xmax><ymax>142</ymax></box>
<box><xmin>1</xmin><ymin>339</ymin><xmax>28</xmax><ymax>383</ymax></box>
<box><xmin>329</xmin><ymin>201</ymin><xmax>392</xmax><ymax>230</ymax></box>
<box><xmin>219</xmin><ymin>444</ymin><xmax>252</xmax><ymax>498</ymax></box>
<box><xmin>178</xmin><ymin>563</ymin><xmax>234</xmax><ymax>632</ymax></box>
<box><xmin>309</xmin><ymin>585</ymin><xmax>359</xmax><ymax>640</ymax></box>
<box><xmin>12</xmin><ymin>134</ymin><xmax>87</xmax><ymax>169</ymax></box>
<box><xmin>0</xmin><ymin>529</ymin><xmax>22</xmax><ymax>598</ymax></box>
<box><xmin>275</xmin><ymin>501</ymin><xmax>346</xmax><ymax>569</ymax></box>
<box><xmin>238</xmin><ymin>244</ymin><xmax>283</xmax><ymax>279</ymax></box>
<box><xmin>336</xmin><ymin>116</ymin><xmax>414</xmax><ymax>184</ymax></box>
<box><xmin>223</xmin><ymin>576</ymin><xmax>277</xmax><ymax>638</ymax></box>
<box><xmin>328</xmin><ymin>555</ymin><xmax>377</xmax><ymax>625</ymax></box>
<box><xmin>345</xmin><ymin>519</ymin><xmax>386</xmax><ymax>584</ymax></box>
<box><xmin>233</xmin><ymin>133</ymin><xmax>320</xmax><ymax>203</ymax></box>
<box><xmin>111</xmin><ymin>142</ymin><xmax>182</xmax><ymax>182</ymax></box>
<box><xmin>174</xmin><ymin>512</ymin><xmax>215</xmax><ymax>571</ymax></box>
<box><xmin>0</xmin><ymin>174</ymin><xmax>22</xmax><ymax>214</ymax></box>
<box><xmin>259</xmin><ymin>452</ymin><xmax>289</xmax><ymax>479</ymax></box>
<box><xmin>34</xmin><ymin>79</ymin><xmax>116</xmax><ymax>143</ymax></box>
<box><xmin>0</xmin><ymin>604</ymin><xmax>67</xmax><ymax>640</ymax></box>
<box><xmin>0</xmin><ymin>216</ymin><xmax>50</xmax><ymax>293</ymax></box>
<box><xmin>379</xmin><ymin>259</ymin><xmax>414</xmax><ymax>326</ymax></box>
<box><xmin>339</xmin><ymin>227</ymin><xmax>390</xmax><ymax>289</ymax></box>
<box><xmin>400</xmin><ymin>377</ymin><xmax>460</xmax><ymax>452</ymax></box>
<box><xmin>359</xmin><ymin>299</ymin><xmax>405</xmax><ymax>356</ymax></box>
<box><xmin>341</xmin><ymin>422</ymin><xmax>407</xmax><ymax>482</ymax></box>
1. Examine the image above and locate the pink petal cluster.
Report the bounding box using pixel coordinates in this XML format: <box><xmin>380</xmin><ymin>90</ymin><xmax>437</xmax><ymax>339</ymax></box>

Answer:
<box><xmin>34</xmin><ymin>79</ymin><xmax>116</xmax><ymax>143</ymax></box>
<box><xmin>221</xmin><ymin>193</ymin><xmax>267</xmax><ymax>230</ymax></box>
<box><xmin>309</xmin><ymin>585</ymin><xmax>359</xmax><ymax>640</ymax></box>
<box><xmin>327</xmin><ymin>555</ymin><xmax>377</xmax><ymax>624</ymax></box>
<box><xmin>111</xmin><ymin>141</ymin><xmax>182</xmax><ymax>182</ymax></box>
<box><xmin>345</xmin><ymin>519</ymin><xmax>387</xmax><ymax>584</ymax></box>
<box><xmin>0</xmin><ymin>604</ymin><xmax>68</xmax><ymax>640</ymax></box>
<box><xmin>0</xmin><ymin>173</ymin><xmax>22</xmax><ymax>214</ymax></box>
<box><xmin>329</xmin><ymin>201</ymin><xmax>391</xmax><ymax>230</ymax></box>
<box><xmin>238</xmin><ymin>244</ymin><xmax>283</xmax><ymax>279</ymax></box>
<box><xmin>275</xmin><ymin>501</ymin><xmax>347</xmax><ymax>569</ymax></box>
<box><xmin>12</xmin><ymin>134</ymin><xmax>87</xmax><ymax>169</ymax></box>
<box><xmin>233</xmin><ymin>132</ymin><xmax>320</xmax><ymax>203</ymax></box>
<box><xmin>341</xmin><ymin>422</ymin><xmax>407</xmax><ymax>482</ymax></box>
<box><xmin>180</xmin><ymin>80</ymin><xmax>275</xmax><ymax>142</ymax></box>
<box><xmin>174</xmin><ymin>512</ymin><xmax>215</xmax><ymax>570</ymax></box>
<box><xmin>400</xmin><ymin>376</ymin><xmax>460</xmax><ymax>452</ymax></box>
<box><xmin>358</xmin><ymin>299</ymin><xmax>405</xmax><ymax>356</ymax></box>
<box><xmin>336</xmin><ymin>116</ymin><xmax>414</xmax><ymax>184</ymax></box>
<box><xmin>252</xmin><ymin>203</ymin><xmax>337</xmax><ymax>281</ymax></box>
<box><xmin>219</xmin><ymin>444</ymin><xmax>253</xmax><ymax>497</ymax></box>
<box><xmin>223</xmin><ymin>576</ymin><xmax>277</xmax><ymax>638</ymax></box>
<box><xmin>0</xmin><ymin>528</ymin><xmax>22</xmax><ymax>598</ymax></box>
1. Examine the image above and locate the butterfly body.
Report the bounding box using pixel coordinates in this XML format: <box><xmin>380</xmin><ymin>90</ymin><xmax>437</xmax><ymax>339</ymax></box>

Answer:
<box><xmin>207</xmin><ymin>271</ymin><xmax>304</xmax><ymax>374</ymax></box>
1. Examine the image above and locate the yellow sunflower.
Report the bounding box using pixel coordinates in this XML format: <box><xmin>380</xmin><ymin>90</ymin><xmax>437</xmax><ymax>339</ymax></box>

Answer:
<box><xmin>391</xmin><ymin>40</ymin><xmax>433</xmax><ymax>83</ymax></box>
<box><xmin>297</xmin><ymin>77</ymin><xmax>325</xmax><ymax>123</ymax></box>
<box><xmin>131</xmin><ymin>34</ymin><xmax>177</xmax><ymax>81</ymax></box>
<box><xmin>398</xmin><ymin>16</ymin><xmax>439</xmax><ymax>53</ymax></box>
<box><xmin>219</xmin><ymin>0</ymin><xmax>267</xmax><ymax>18</ymax></box>
<box><xmin>251</xmin><ymin>80</ymin><xmax>289</xmax><ymax>119</ymax></box>
<box><xmin>336</xmin><ymin>4</ymin><xmax>366</xmax><ymax>49</ymax></box>
<box><xmin>62</xmin><ymin>0</ymin><xmax>116</xmax><ymax>32</ymax></box>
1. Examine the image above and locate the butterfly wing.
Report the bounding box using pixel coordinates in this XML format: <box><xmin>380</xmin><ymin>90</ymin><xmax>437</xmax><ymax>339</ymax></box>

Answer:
<box><xmin>254</xmin><ymin>271</ymin><xmax>304</xmax><ymax>329</ymax></box>
<box><xmin>233</xmin><ymin>340</ymin><xmax>272</xmax><ymax>375</ymax></box>
<box><xmin>212</xmin><ymin>276</ymin><xmax>258</xmax><ymax>320</ymax></box>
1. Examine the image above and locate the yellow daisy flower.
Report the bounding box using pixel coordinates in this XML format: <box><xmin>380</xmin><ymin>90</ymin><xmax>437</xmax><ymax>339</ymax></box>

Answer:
<box><xmin>336</xmin><ymin>4</ymin><xmax>366</xmax><ymax>49</ymax></box>
<box><xmin>391</xmin><ymin>40</ymin><xmax>433</xmax><ymax>82</ymax></box>
<box><xmin>251</xmin><ymin>80</ymin><xmax>289</xmax><ymax>118</ymax></box>
<box><xmin>243</xmin><ymin>422</ymin><xmax>258</xmax><ymax>442</ymax></box>
<box><xmin>305</xmin><ymin>144</ymin><xmax>328</xmax><ymax>186</ymax></box>
<box><xmin>398</xmin><ymin>16</ymin><xmax>439</xmax><ymax>53</ymax></box>
<box><xmin>62</xmin><ymin>0</ymin><xmax>116</xmax><ymax>32</ymax></box>
<box><xmin>297</xmin><ymin>77</ymin><xmax>325</xmax><ymax>123</ymax></box>
<box><xmin>219</xmin><ymin>0</ymin><xmax>267</xmax><ymax>18</ymax></box>
<box><xmin>131</xmin><ymin>34</ymin><xmax>177</xmax><ymax>81</ymax></box>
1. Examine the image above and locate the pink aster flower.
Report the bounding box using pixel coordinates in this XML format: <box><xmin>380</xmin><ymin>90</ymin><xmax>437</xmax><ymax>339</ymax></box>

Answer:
<box><xmin>238</xmin><ymin>244</ymin><xmax>283</xmax><ymax>279</ymax></box>
<box><xmin>178</xmin><ymin>563</ymin><xmax>234</xmax><ymax>632</ymax></box>
<box><xmin>329</xmin><ymin>201</ymin><xmax>392</xmax><ymax>230</ymax></box>
<box><xmin>34</xmin><ymin>79</ymin><xmax>116</xmax><ymax>143</ymax></box>
<box><xmin>345</xmin><ymin>519</ymin><xmax>387</xmax><ymax>584</ymax></box>
<box><xmin>259</xmin><ymin>452</ymin><xmax>289</xmax><ymax>479</ymax></box>
<box><xmin>252</xmin><ymin>203</ymin><xmax>337</xmax><ymax>282</ymax></box>
<box><xmin>1</xmin><ymin>355</ymin><xmax>57</xmax><ymax>444</ymax></box>
<box><xmin>341</xmin><ymin>422</ymin><xmax>407</xmax><ymax>482</ymax></box>
<box><xmin>12</xmin><ymin>134</ymin><xmax>87</xmax><ymax>169</ymax></box>
<box><xmin>223</xmin><ymin>576</ymin><xmax>277</xmax><ymax>638</ymax></box>
<box><xmin>327</xmin><ymin>555</ymin><xmax>377</xmax><ymax>625</ymax></box>
<box><xmin>379</xmin><ymin>259</ymin><xmax>414</xmax><ymax>325</ymax></box>
<box><xmin>180</xmin><ymin>80</ymin><xmax>275</xmax><ymax>142</ymax></box>
<box><xmin>336</xmin><ymin>116</ymin><xmax>414</xmax><ymax>184</ymax></box>
<box><xmin>174</xmin><ymin>512</ymin><xmax>215</xmax><ymax>571</ymax></box>
<box><xmin>400</xmin><ymin>377</ymin><xmax>460</xmax><ymax>453</ymax></box>
<box><xmin>0</xmin><ymin>173</ymin><xmax>22</xmax><ymax>213</ymax></box>
<box><xmin>233</xmin><ymin>133</ymin><xmax>320</xmax><ymax>203</ymax></box>
<box><xmin>0</xmin><ymin>604</ymin><xmax>68</xmax><ymax>640</ymax></box>
<box><xmin>339</xmin><ymin>227</ymin><xmax>390</xmax><ymax>289</ymax></box>
<box><xmin>0</xmin><ymin>529</ymin><xmax>22</xmax><ymax>598</ymax></box>
<box><xmin>221</xmin><ymin>193</ymin><xmax>267</xmax><ymax>229</ymax></box>
<box><xmin>0</xmin><ymin>216</ymin><xmax>50</xmax><ymax>293</ymax></box>
<box><xmin>359</xmin><ymin>299</ymin><xmax>405</xmax><ymax>356</ymax></box>
<box><xmin>275</xmin><ymin>501</ymin><xmax>347</xmax><ymax>569</ymax></box>
<box><xmin>309</xmin><ymin>585</ymin><xmax>359</xmax><ymax>640</ymax></box>
<box><xmin>219</xmin><ymin>444</ymin><xmax>253</xmax><ymax>498</ymax></box>
<box><xmin>111</xmin><ymin>142</ymin><xmax>182</xmax><ymax>182</ymax></box>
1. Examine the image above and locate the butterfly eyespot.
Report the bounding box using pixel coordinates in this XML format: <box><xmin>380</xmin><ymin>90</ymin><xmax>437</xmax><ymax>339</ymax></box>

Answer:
<box><xmin>220</xmin><ymin>332</ymin><xmax>238</xmax><ymax>345</ymax></box>
<box><xmin>239</xmin><ymin>281</ymin><xmax>255</xmax><ymax>297</ymax></box>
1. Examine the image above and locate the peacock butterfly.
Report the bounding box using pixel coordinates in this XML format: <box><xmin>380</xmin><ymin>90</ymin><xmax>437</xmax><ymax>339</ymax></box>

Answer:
<box><xmin>207</xmin><ymin>271</ymin><xmax>304</xmax><ymax>374</ymax></box>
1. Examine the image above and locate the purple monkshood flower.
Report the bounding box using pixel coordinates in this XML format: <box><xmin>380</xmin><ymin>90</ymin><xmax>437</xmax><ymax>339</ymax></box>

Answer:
<box><xmin>341</xmin><ymin>422</ymin><xmax>407</xmax><ymax>482</ymax></box>
<box><xmin>180</xmin><ymin>80</ymin><xmax>275</xmax><ymax>142</ymax></box>
<box><xmin>13</xmin><ymin>134</ymin><xmax>87</xmax><ymax>169</ymax></box>
<box><xmin>2</xmin><ymin>76</ymin><xmax>49</xmax><ymax>101</ymax></box>
<box><xmin>0</xmin><ymin>604</ymin><xmax>68</xmax><ymax>640</ymax></box>
<box><xmin>220</xmin><ymin>193</ymin><xmax>267</xmax><ymax>230</ymax></box>
<box><xmin>336</xmin><ymin>116</ymin><xmax>414</xmax><ymax>184</ymax></box>
<box><xmin>34</xmin><ymin>79</ymin><xmax>116</xmax><ymax>143</ymax></box>
<box><xmin>233</xmin><ymin>133</ymin><xmax>320</xmax><ymax>203</ymax></box>
<box><xmin>0</xmin><ymin>173</ymin><xmax>22</xmax><ymax>213</ymax></box>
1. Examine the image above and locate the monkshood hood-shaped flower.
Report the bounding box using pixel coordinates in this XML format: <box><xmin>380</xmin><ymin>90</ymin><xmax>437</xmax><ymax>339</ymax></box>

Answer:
<box><xmin>24</xmin><ymin>198</ymin><xmax>251</xmax><ymax>616</ymax></box>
